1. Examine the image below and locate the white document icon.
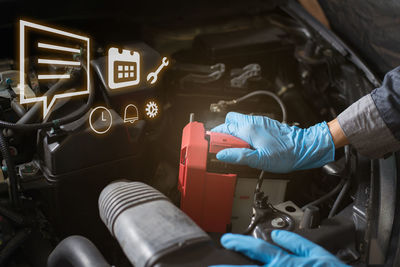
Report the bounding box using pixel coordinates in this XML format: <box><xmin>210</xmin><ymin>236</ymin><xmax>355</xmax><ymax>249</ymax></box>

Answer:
<box><xmin>108</xmin><ymin>47</ymin><xmax>140</xmax><ymax>89</ymax></box>
<box><xmin>19</xmin><ymin>20</ymin><xmax>90</xmax><ymax>118</ymax></box>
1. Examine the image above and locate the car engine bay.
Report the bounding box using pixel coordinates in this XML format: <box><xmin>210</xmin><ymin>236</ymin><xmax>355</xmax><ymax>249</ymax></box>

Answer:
<box><xmin>0</xmin><ymin>0</ymin><xmax>397</xmax><ymax>266</ymax></box>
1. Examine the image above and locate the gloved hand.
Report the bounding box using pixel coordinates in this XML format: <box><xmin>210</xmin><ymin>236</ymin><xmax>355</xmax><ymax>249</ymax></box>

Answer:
<box><xmin>210</xmin><ymin>230</ymin><xmax>349</xmax><ymax>267</ymax></box>
<box><xmin>211</xmin><ymin>112</ymin><xmax>335</xmax><ymax>173</ymax></box>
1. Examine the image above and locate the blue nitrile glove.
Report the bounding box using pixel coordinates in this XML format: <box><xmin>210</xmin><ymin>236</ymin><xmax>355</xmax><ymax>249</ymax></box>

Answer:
<box><xmin>211</xmin><ymin>112</ymin><xmax>335</xmax><ymax>173</ymax></box>
<box><xmin>210</xmin><ymin>231</ymin><xmax>349</xmax><ymax>267</ymax></box>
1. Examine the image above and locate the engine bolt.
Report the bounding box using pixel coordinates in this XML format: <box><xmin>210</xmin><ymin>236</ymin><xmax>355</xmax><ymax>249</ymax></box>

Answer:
<box><xmin>271</xmin><ymin>217</ymin><xmax>286</xmax><ymax>228</ymax></box>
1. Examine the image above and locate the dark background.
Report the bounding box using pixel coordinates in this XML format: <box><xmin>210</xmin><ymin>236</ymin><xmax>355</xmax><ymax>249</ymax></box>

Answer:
<box><xmin>0</xmin><ymin>0</ymin><xmax>399</xmax><ymax>78</ymax></box>
<box><xmin>319</xmin><ymin>0</ymin><xmax>400</xmax><ymax>77</ymax></box>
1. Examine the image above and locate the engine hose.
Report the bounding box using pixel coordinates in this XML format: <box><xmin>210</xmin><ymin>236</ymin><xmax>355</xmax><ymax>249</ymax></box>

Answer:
<box><xmin>47</xmin><ymin>236</ymin><xmax>110</xmax><ymax>267</ymax></box>
<box><xmin>328</xmin><ymin>178</ymin><xmax>351</xmax><ymax>218</ymax></box>
<box><xmin>2</xmin><ymin>85</ymin><xmax>94</xmax><ymax>131</ymax></box>
<box><xmin>16</xmin><ymin>78</ymin><xmax>70</xmax><ymax>125</ymax></box>
<box><xmin>0</xmin><ymin>204</ymin><xmax>25</xmax><ymax>225</ymax></box>
<box><xmin>327</xmin><ymin>145</ymin><xmax>352</xmax><ymax>218</ymax></box>
<box><xmin>0</xmin><ymin>228</ymin><xmax>30</xmax><ymax>265</ymax></box>
<box><xmin>301</xmin><ymin>178</ymin><xmax>346</xmax><ymax>211</ymax></box>
<box><xmin>1</xmin><ymin>67</ymin><xmax>94</xmax><ymax>132</ymax></box>
<box><xmin>0</xmin><ymin>130</ymin><xmax>19</xmax><ymax>209</ymax></box>
<box><xmin>10</xmin><ymin>100</ymin><xmax>26</xmax><ymax>118</ymax></box>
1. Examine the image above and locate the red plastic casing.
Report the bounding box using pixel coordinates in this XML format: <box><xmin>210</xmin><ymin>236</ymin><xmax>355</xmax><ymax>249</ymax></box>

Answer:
<box><xmin>178</xmin><ymin>121</ymin><xmax>250</xmax><ymax>232</ymax></box>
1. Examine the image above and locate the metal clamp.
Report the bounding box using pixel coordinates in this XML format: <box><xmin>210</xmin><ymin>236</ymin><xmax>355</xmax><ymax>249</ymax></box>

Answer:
<box><xmin>180</xmin><ymin>63</ymin><xmax>225</xmax><ymax>84</ymax></box>
<box><xmin>230</xmin><ymin>64</ymin><xmax>261</xmax><ymax>88</ymax></box>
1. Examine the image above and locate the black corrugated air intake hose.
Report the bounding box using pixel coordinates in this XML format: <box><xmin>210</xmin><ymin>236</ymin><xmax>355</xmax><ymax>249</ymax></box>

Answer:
<box><xmin>99</xmin><ymin>181</ymin><xmax>259</xmax><ymax>267</ymax></box>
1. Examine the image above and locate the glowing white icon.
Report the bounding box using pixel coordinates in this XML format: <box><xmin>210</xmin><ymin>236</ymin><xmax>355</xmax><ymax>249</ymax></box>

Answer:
<box><xmin>123</xmin><ymin>104</ymin><xmax>139</xmax><ymax>123</ymax></box>
<box><xmin>101</xmin><ymin>112</ymin><xmax>107</xmax><ymax>121</ymax></box>
<box><xmin>89</xmin><ymin>106</ymin><xmax>112</xmax><ymax>134</ymax></box>
<box><xmin>145</xmin><ymin>101</ymin><xmax>158</xmax><ymax>118</ymax></box>
<box><xmin>19</xmin><ymin>20</ymin><xmax>90</xmax><ymax>117</ymax></box>
<box><xmin>147</xmin><ymin>57</ymin><xmax>169</xmax><ymax>84</ymax></box>
<box><xmin>108</xmin><ymin>47</ymin><xmax>140</xmax><ymax>89</ymax></box>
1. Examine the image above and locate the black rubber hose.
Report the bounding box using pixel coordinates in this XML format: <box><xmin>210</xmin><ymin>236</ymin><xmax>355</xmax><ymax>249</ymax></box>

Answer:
<box><xmin>327</xmin><ymin>145</ymin><xmax>352</xmax><ymax>218</ymax></box>
<box><xmin>10</xmin><ymin>100</ymin><xmax>26</xmax><ymax>118</ymax></box>
<box><xmin>328</xmin><ymin>178</ymin><xmax>351</xmax><ymax>218</ymax></box>
<box><xmin>16</xmin><ymin>78</ymin><xmax>69</xmax><ymax>125</ymax></box>
<box><xmin>0</xmin><ymin>204</ymin><xmax>25</xmax><ymax>225</ymax></box>
<box><xmin>301</xmin><ymin>178</ymin><xmax>346</xmax><ymax>211</ymax></box>
<box><xmin>0</xmin><ymin>130</ymin><xmax>19</xmax><ymax>209</ymax></box>
<box><xmin>0</xmin><ymin>68</ymin><xmax>94</xmax><ymax>131</ymax></box>
<box><xmin>2</xmin><ymin>84</ymin><xmax>94</xmax><ymax>131</ymax></box>
<box><xmin>47</xmin><ymin>236</ymin><xmax>110</xmax><ymax>267</ymax></box>
<box><xmin>0</xmin><ymin>228</ymin><xmax>30</xmax><ymax>265</ymax></box>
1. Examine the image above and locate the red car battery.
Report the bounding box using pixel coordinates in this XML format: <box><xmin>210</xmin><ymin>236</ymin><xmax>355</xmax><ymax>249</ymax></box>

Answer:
<box><xmin>178</xmin><ymin>121</ymin><xmax>250</xmax><ymax>233</ymax></box>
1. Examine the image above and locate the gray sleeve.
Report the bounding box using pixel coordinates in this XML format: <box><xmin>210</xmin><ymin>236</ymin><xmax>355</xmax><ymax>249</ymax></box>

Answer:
<box><xmin>337</xmin><ymin>94</ymin><xmax>400</xmax><ymax>159</ymax></box>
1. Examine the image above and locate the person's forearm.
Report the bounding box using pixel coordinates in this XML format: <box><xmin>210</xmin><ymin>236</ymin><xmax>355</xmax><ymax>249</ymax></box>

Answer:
<box><xmin>327</xmin><ymin>118</ymin><xmax>349</xmax><ymax>149</ymax></box>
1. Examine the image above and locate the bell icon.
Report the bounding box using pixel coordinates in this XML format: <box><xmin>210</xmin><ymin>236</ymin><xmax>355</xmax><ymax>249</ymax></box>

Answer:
<box><xmin>123</xmin><ymin>104</ymin><xmax>139</xmax><ymax>123</ymax></box>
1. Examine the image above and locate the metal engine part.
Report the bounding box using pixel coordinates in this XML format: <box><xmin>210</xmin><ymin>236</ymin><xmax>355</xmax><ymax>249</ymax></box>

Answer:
<box><xmin>230</xmin><ymin>63</ymin><xmax>261</xmax><ymax>88</ymax></box>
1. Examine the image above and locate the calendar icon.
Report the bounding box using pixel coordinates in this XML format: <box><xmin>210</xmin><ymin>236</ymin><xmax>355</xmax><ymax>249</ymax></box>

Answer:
<box><xmin>108</xmin><ymin>47</ymin><xmax>140</xmax><ymax>89</ymax></box>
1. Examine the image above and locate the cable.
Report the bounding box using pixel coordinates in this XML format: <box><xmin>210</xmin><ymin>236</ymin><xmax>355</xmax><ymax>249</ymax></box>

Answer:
<box><xmin>327</xmin><ymin>145</ymin><xmax>352</xmax><ymax>218</ymax></box>
<box><xmin>255</xmin><ymin>171</ymin><xmax>265</xmax><ymax>193</ymax></box>
<box><xmin>1</xmin><ymin>66</ymin><xmax>94</xmax><ymax>131</ymax></box>
<box><xmin>243</xmin><ymin>171</ymin><xmax>268</xmax><ymax>235</ymax></box>
<box><xmin>302</xmin><ymin>146</ymin><xmax>352</xmax><ymax>212</ymax></box>
<box><xmin>0</xmin><ymin>130</ymin><xmax>20</xmax><ymax>209</ymax></box>
<box><xmin>328</xmin><ymin>178</ymin><xmax>351</xmax><ymax>218</ymax></box>
<box><xmin>211</xmin><ymin>90</ymin><xmax>287</xmax><ymax>123</ymax></box>
<box><xmin>234</xmin><ymin>90</ymin><xmax>287</xmax><ymax>122</ymax></box>
<box><xmin>301</xmin><ymin>178</ymin><xmax>346</xmax><ymax>211</ymax></box>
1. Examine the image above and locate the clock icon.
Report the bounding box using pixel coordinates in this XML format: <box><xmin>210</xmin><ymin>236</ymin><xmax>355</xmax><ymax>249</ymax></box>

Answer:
<box><xmin>89</xmin><ymin>106</ymin><xmax>112</xmax><ymax>134</ymax></box>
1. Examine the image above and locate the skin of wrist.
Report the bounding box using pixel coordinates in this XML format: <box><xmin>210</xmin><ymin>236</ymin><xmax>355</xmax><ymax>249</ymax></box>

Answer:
<box><xmin>327</xmin><ymin>119</ymin><xmax>349</xmax><ymax>148</ymax></box>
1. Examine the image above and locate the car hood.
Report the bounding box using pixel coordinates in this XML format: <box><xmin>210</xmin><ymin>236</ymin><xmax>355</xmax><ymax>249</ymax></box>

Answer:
<box><xmin>319</xmin><ymin>0</ymin><xmax>400</xmax><ymax>78</ymax></box>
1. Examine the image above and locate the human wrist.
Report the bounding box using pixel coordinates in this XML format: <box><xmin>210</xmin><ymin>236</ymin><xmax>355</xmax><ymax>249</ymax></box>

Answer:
<box><xmin>327</xmin><ymin>118</ymin><xmax>349</xmax><ymax>148</ymax></box>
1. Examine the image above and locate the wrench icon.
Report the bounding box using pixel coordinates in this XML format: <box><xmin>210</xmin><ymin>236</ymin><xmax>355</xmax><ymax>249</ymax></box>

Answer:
<box><xmin>147</xmin><ymin>57</ymin><xmax>169</xmax><ymax>84</ymax></box>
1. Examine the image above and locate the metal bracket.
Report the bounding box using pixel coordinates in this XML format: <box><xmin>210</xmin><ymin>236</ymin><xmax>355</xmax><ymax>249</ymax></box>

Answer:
<box><xmin>230</xmin><ymin>64</ymin><xmax>261</xmax><ymax>88</ymax></box>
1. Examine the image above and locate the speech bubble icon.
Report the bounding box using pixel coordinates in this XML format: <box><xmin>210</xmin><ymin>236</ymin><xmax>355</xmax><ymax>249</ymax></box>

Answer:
<box><xmin>19</xmin><ymin>20</ymin><xmax>90</xmax><ymax>118</ymax></box>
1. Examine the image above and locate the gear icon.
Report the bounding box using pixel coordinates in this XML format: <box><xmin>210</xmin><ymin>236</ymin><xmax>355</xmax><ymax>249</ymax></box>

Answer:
<box><xmin>145</xmin><ymin>101</ymin><xmax>158</xmax><ymax>118</ymax></box>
